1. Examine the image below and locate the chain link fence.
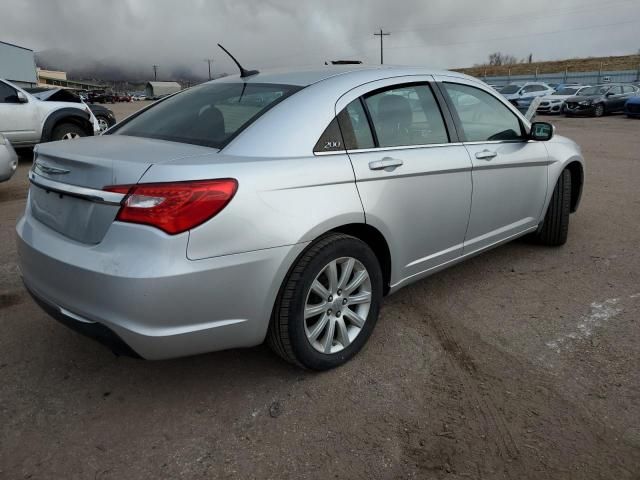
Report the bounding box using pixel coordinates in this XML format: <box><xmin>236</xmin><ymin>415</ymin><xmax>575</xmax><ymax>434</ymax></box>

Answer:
<box><xmin>480</xmin><ymin>68</ymin><xmax>640</xmax><ymax>86</ymax></box>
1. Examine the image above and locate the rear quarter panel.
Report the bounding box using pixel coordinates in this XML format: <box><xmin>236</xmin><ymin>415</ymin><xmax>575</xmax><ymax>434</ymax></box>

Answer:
<box><xmin>139</xmin><ymin>153</ymin><xmax>364</xmax><ymax>260</ymax></box>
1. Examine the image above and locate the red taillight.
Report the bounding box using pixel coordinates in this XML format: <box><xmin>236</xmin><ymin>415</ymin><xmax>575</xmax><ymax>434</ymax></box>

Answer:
<box><xmin>104</xmin><ymin>179</ymin><xmax>238</xmax><ymax>235</ymax></box>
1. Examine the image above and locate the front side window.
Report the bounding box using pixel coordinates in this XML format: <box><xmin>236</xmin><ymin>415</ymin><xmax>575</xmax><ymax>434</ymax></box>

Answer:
<box><xmin>580</xmin><ymin>86</ymin><xmax>609</xmax><ymax>96</ymax></box>
<box><xmin>363</xmin><ymin>84</ymin><xmax>448</xmax><ymax>148</ymax></box>
<box><xmin>443</xmin><ymin>83</ymin><xmax>524</xmax><ymax>142</ymax></box>
<box><xmin>113</xmin><ymin>82</ymin><xmax>301</xmax><ymax>148</ymax></box>
<box><xmin>0</xmin><ymin>82</ymin><xmax>19</xmax><ymax>103</ymax></box>
<box><xmin>608</xmin><ymin>86</ymin><xmax>623</xmax><ymax>95</ymax></box>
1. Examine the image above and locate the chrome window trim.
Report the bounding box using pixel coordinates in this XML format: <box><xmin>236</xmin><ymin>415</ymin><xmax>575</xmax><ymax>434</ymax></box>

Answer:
<box><xmin>28</xmin><ymin>170</ymin><xmax>125</xmax><ymax>206</ymax></box>
<box><xmin>313</xmin><ymin>139</ymin><xmax>538</xmax><ymax>156</ymax></box>
<box><xmin>314</xmin><ymin>142</ymin><xmax>464</xmax><ymax>156</ymax></box>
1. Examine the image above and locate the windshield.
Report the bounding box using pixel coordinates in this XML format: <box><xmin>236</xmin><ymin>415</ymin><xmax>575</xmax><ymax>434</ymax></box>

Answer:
<box><xmin>554</xmin><ymin>88</ymin><xmax>580</xmax><ymax>96</ymax></box>
<box><xmin>578</xmin><ymin>85</ymin><xmax>609</xmax><ymax>96</ymax></box>
<box><xmin>500</xmin><ymin>85</ymin><xmax>521</xmax><ymax>94</ymax></box>
<box><xmin>113</xmin><ymin>82</ymin><xmax>302</xmax><ymax>148</ymax></box>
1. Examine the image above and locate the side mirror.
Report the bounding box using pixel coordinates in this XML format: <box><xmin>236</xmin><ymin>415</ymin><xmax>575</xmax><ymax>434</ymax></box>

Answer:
<box><xmin>17</xmin><ymin>91</ymin><xmax>28</xmax><ymax>103</ymax></box>
<box><xmin>530</xmin><ymin>122</ymin><xmax>554</xmax><ymax>141</ymax></box>
<box><xmin>605</xmin><ymin>91</ymin><xmax>615</xmax><ymax>97</ymax></box>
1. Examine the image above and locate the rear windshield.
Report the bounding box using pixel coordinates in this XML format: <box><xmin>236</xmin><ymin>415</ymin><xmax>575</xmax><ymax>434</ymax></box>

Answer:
<box><xmin>554</xmin><ymin>88</ymin><xmax>579</xmax><ymax>95</ymax></box>
<box><xmin>112</xmin><ymin>82</ymin><xmax>301</xmax><ymax>148</ymax></box>
<box><xmin>500</xmin><ymin>85</ymin><xmax>521</xmax><ymax>94</ymax></box>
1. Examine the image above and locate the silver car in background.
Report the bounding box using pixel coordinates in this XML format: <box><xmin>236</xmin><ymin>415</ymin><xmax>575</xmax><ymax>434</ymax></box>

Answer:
<box><xmin>17</xmin><ymin>66</ymin><xmax>585</xmax><ymax>370</ymax></box>
<box><xmin>0</xmin><ymin>133</ymin><xmax>18</xmax><ymax>182</ymax></box>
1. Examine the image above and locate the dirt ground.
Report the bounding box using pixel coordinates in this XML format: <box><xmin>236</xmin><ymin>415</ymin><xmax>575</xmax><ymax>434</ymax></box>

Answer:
<box><xmin>1</xmin><ymin>104</ymin><xmax>639</xmax><ymax>479</ymax></box>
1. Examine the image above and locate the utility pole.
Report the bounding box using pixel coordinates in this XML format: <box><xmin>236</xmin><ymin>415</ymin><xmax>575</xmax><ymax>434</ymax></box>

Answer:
<box><xmin>373</xmin><ymin>28</ymin><xmax>390</xmax><ymax>65</ymax></box>
<box><xmin>152</xmin><ymin>65</ymin><xmax>159</xmax><ymax>81</ymax></box>
<box><xmin>204</xmin><ymin>58</ymin><xmax>214</xmax><ymax>80</ymax></box>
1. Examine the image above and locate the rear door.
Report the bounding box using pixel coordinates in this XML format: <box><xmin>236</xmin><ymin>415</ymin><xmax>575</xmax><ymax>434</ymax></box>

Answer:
<box><xmin>0</xmin><ymin>81</ymin><xmax>38</xmax><ymax>144</ymax></box>
<box><xmin>435</xmin><ymin>77</ymin><xmax>549</xmax><ymax>254</ymax></box>
<box><xmin>332</xmin><ymin>77</ymin><xmax>473</xmax><ymax>285</ymax></box>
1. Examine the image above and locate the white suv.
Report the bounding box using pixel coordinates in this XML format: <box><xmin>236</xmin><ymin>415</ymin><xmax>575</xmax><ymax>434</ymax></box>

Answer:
<box><xmin>0</xmin><ymin>78</ymin><xmax>100</xmax><ymax>147</ymax></box>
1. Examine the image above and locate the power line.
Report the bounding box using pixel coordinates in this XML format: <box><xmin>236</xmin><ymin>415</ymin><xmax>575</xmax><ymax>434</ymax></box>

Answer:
<box><xmin>373</xmin><ymin>28</ymin><xmax>390</xmax><ymax>65</ymax></box>
<box><xmin>366</xmin><ymin>18</ymin><xmax>640</xmax><ymax>52</ymax></box>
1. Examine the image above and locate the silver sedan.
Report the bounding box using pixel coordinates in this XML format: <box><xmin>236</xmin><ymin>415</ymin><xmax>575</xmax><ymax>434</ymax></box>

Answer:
<box><xmin>0</xmin><ymin>133</ymin><xmax>18</xmax><ymax>182</ymax></box>
<box><xmin>16</xmin><ymin>66</ymin><xmax>584</xmax><ymax>369</ymax></box>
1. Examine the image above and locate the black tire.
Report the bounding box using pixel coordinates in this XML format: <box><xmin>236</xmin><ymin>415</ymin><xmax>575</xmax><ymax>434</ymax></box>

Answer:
<box><xmin>267</xmin><ymin>233</ymin><xmax>383</xmax><ymax>370</ymax></box>
<box><xmin>535</xmin><ymin>169</ymin><xmax>571</xmax><ymax>246</ymax></box>
<box><xmin>593</xmin><ymin>103</ymin><xmax>605</xmax><ymax>117</ymax></box>
<box><xmin>50</xmin><ymin>122</ymin><xmax>87</xmax><ymax>141</ymax></box>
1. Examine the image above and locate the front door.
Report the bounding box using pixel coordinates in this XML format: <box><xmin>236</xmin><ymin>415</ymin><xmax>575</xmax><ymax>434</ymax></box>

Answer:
<box><xmin>437</xmin><ymin>78</ymin><xmax>549</xmax><ymax>254</ymax></box>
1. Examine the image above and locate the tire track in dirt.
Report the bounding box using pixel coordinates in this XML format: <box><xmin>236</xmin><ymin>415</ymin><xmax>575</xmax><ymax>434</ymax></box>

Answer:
<box><xmin>0</xmin><ymin>290</ymin><xmax>26</xmax><ymax>310</ymax></box>
<box><xmin>428</xmin><ymin>313</ymin><xmax>521</xmax><ymax>469</ymax></box>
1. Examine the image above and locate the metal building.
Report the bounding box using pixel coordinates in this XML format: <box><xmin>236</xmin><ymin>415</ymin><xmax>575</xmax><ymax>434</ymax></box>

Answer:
<box><xmin>145</xmin><ymin>81</ymin><xmax>181</xmax><ymax>98</ymax></box>
<box><xmin>0</xmin><ymin>40</ymin><xmax>38</xmax><ymax>87</ymax></box>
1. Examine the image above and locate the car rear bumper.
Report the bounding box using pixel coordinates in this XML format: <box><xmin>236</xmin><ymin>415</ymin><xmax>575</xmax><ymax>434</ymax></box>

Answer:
<box><xmin>16</xmin><ymin>210</ymin><xmax>307</xmax><ymax>360</ymax></box>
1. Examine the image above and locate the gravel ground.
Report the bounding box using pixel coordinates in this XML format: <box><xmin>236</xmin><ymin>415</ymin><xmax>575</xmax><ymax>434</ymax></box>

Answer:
<box><xmin>1</xmin><ymin>105</ymin><xmax>639</xmax><ymax>479</ymax></box>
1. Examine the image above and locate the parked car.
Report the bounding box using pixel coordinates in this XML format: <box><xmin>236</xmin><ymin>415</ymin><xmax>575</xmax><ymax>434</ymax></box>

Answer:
<box><xmin>564</xmin><ymin>83</ymin><xmax>639</xmax><ymax>117</ymax></box>
<box><xmin>624</xmin><ymin>96</ymin><xmax>640</xmax><ymax>118</ymax></box>
<box><xmin>0</xmin><ymin>79</ymin><xmax>100</xmax><ymax>147</ymax></box>
<box><xmin>25</xmin><ymin>88</ymin><xmax>117</xmax><ymax>133</ymax></box>
<box><xmin>0</xmin><ymin>133</ymin><xmax>18</xmax><ymax>182</ymax></box>
<box><xmin>17</xmin><ymin>66</ymin><xmax>584</xmax><ymax>369</ymax></box>
<box><xmin>501</xmin><ymin>82</ymin><xmax>555</xmax><ymax>113</ymax></box>
<box><xmin>88</xmin><ymin>90</ymin><xmax>116</xmax><ymax>104</ymax></box>
<box><xmin>537</xmin><ymin>86</ymin><xmax>591</xmax><ymax>114</ymax></box>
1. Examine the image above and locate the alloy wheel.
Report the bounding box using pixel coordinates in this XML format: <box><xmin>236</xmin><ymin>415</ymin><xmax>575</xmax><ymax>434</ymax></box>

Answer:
<box><xmin>304</xmin><ymin>257</ymin><xmax>372</xmax><ymax>354</ymax></box>
<box><xmin>61</xmin><ymin>132</ymin><xmax>81</xmax><ymax>140</ymax></box>
<box><xmin>97</xmin><ymin>118</ymin><xmax>109</xmax><ymax>132</ymax></box>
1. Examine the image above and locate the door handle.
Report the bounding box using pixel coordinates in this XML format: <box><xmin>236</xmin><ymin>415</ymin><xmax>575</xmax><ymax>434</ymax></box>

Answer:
<box><xmin>369</xmin><ymin>157</ymin><xmax>404</xmax><ymax>170</ymax></box>
<box><xmin>475</xmin><ymin>150</ymin><xmax>497</xmax><ymax>160</ymax></box>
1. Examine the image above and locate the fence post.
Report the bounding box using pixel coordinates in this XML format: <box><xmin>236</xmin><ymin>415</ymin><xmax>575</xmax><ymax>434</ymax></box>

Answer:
<box><xmin>535</xmin><ymin>67</ymin><xmax>538</xmax><ymax>80</ymax></box>
<box><xmin>564</xmin><ymin>67</ymin><xmax>568</xmax><ymax>83</ymax></box>
<box><xmin>508</xmin><ymin>68</ymin><xmax>511</xmax><ymax>83</ymax></box>
<box><xmin>598</xmin><ymin>62</ymin><xmax>603</xmax><ymax>84</ymax></box>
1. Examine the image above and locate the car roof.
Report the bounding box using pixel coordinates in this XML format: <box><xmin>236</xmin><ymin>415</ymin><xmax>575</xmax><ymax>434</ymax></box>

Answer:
<box><xmin>212</xmin><ymin>65</ymin><xmax>476</xmax><ymax>87</ymax></box>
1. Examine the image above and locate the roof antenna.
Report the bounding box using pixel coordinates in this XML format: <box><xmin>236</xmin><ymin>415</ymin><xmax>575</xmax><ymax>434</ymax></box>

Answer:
<box><xmin>217</xmin><ymin>44</ymin><xmax>259</xmax><ymax>78</ymax></box>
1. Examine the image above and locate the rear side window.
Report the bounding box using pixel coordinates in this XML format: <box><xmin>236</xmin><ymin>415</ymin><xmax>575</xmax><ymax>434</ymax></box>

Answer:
<box><xmin>314</xmin><ymin>99</ymin><xmax>375</xmax><ymax>153</ymax></box>
<box><xmin>364</xmin><ymin>84</ymin><xmax>448</xmax><ymax>148</ymax></box>
<box><xmin>443</xmin><ymin>83</ymin><xmax>524</xmax><ymax>142</ymax></box>
<box><xmin>113</xmin><ymin>83</ymin><xmax>301</xmax><ymax>148</ymax></box>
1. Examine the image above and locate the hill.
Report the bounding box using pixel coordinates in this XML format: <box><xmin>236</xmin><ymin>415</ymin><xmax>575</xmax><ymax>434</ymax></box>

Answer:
<box><xmin>455</xmin><ymin>54</ymin><xmax>640</xmax><ymax>77</ymax></box>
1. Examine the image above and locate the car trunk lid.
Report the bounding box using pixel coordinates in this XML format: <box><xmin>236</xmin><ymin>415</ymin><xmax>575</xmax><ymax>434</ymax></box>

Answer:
<box><xmin>29</xmin><ymin>135</ymin><xmax>217</xmax><ymax>244</ymax></box>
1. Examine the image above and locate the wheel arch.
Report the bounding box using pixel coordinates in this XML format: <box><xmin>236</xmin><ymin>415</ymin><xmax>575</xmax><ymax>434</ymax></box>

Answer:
<box><xmin>565</xmin><ymin>160</ymin><xmax>584</xmax><ymax>213</ymax></box>
<box><xmin>41</xmin><ymin>108</ymin><xmax>94</xmax><ymax>142</ymax></box>
<box><xmin>328</xmin><ymin>223</ymin><xmax>392</xmax><ymax>295</ymax></box>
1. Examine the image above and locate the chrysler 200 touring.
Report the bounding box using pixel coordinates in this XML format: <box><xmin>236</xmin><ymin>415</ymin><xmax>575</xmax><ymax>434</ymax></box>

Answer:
<box><xmin>17</xmin><ymin>65</ymin><xmax>584</xmax><ymax>370</ymax></box>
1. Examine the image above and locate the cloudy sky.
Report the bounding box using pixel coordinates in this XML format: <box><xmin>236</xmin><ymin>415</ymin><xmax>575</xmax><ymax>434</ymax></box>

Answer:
<box><xmin>1</xmin><ymin>0</ymin><xmax>639</xmax><ymax>79</ymax></box>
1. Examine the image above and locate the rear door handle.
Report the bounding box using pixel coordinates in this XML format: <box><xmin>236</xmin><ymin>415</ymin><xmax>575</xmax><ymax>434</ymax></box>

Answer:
<box><xmin>475</xmin><ymin>150</ymin><xmax>497</xmax><ymax>160</ymax></box>
<box><xmin>369</xmin><ymin>157</ymin><xmax>404</xmax><ymax>170</ymax></box>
